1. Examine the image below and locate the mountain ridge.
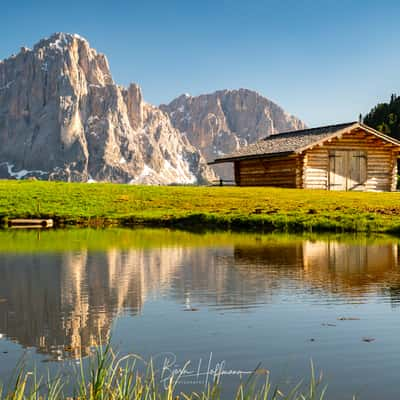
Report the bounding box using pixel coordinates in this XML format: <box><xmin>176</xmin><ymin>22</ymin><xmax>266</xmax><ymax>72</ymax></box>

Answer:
<box><xmin>0</xmin><ymin>33</ymin><xmax>306</xmax><ymax>183</ymax></box>
<box><xmin>160</xmin><ymin>88</ymin><xmax>306</xmax><ymax>179</ymax></box>
<box><xmin>0</xmin><ymin>32</ymin><xmax>214</xmax><ymax>184</ymax></box>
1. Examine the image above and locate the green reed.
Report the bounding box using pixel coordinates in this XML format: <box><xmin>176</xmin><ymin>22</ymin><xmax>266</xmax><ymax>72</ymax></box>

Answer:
<box><xmin>0</xmin><ymin>344</ymin><xmax>329</xmax><ymax>400</ymax></box>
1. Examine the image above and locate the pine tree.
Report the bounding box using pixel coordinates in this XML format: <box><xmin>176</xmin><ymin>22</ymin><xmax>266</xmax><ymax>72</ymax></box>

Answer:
<box><xmin>363</xmin><ymin>94</ymin><xmax>400</xmax><ymax>140</ymax></box>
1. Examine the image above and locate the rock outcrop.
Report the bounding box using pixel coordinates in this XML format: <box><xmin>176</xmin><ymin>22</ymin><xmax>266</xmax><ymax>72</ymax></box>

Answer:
<box><xmin>161</xmin><ymin>89</ymin><xmax>306</xmax><ymax>179</ymax></box>
<box><xmin>0</xmin><ymin>33</ymin><xmax>215</xmax><ymax>184</ymax></box>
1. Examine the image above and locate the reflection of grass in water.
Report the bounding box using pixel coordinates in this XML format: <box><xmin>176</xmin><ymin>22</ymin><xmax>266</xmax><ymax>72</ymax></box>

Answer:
<box><xmin>0</xmin><ymin>227</ymin><xmax>397</xmax><ymax>253</ymax></box>
<box><xmin>1</xmin><ymin>343</ymin><xmax>327</xmax><ymax>400</ymax></box>
<box><xmin>1</xmin><ymin>180</ymin><xmax>400</xmax><ymax>233</ymax></box>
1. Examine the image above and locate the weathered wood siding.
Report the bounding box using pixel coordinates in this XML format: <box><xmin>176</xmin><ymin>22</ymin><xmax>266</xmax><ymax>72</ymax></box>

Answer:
<box><xmin>303</xmin><ymin>129</ymin><xmax>399</xmax><ymax>191</ymax></box>
<box><xmin>235</xmin><ymin>155</ymin><xmax>298</xmax><ymax>187</ymax></box>
<box><xmin>302</xmin><ymin>149</ymin><xmax>328</xmax><ymax>190</ymax></box>
<box><xmin>234</xmin><ymin>128</ymin><xmax>399</xmax><ymax>191</ymax></box>
<box><xmin>391</xmin><ymin>155</ymin><xmax>398</xmax><ymax>192</ymax></box>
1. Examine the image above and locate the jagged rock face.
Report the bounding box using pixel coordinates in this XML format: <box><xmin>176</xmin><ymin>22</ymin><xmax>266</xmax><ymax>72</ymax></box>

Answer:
<box><xmin>0</xmin><ymin>33</ymin><xmax>215</xmax><ymax>184</ymax></box>
<box><xmin>161</xmin><ymin>89</ymin><xmax>307</xmax><ymax>179</ymax></box>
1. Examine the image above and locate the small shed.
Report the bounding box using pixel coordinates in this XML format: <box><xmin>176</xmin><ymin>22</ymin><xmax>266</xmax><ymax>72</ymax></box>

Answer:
<box><xmin>210</xmin><ymin>122</ymin><xmax>400</xmax><ymax>191</ymax></box>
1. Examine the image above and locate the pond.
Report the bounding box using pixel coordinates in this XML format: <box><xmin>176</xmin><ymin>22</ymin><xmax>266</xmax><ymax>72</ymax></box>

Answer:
<box><xmin>0</xmin><ymin>228</ymin><xmax>399</xmax><ymax>399</ymax></box>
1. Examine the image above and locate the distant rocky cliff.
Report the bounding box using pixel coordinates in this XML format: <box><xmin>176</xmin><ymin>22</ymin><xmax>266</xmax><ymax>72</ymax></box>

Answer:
<box><xmin>0</xmin><ymin>33</ymin><xmax>307</xmax><ymax>183</ymax></box>
<box><xmin>161</xmin><ymin>89</ymin><xmax>306</xmax><ymax>179</ymax></box>
<box><xmin>0</xmin><ymin>33</ymin><xmax>214</xmax><ymax>184</ymax></box>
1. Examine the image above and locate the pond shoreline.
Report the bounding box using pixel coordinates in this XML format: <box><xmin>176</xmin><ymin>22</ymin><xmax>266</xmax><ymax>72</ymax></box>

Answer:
<box><xmin>1</xmin><ymin>180</ymin><xmax>400</xmax><ymax>234</ymax></box>
<box><xmin>2</xmin><ymin>212</ymin><xmax>398</xmax><ymax>235</ymax></box>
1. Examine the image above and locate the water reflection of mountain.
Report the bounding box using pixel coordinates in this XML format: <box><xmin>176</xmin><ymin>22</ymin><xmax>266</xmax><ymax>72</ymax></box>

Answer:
<box><xmin>0</xmin><ymin>237</ymin><xmax>399</xmax><ymax>359</ymax></box>
<box><xmin>0</xmin><ymin>246</ymin><xmax>224</xmax><ymax>359</ymax></box>
<box><xmin>0</xmin><ymin>251</ymin><xmax>143</xmax><ymax>359</ymax></box>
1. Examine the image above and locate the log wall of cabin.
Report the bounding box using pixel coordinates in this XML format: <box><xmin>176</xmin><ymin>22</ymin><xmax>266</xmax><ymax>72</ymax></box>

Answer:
<box><xmin>235</xmin><ymin>155</ymin><xmax>299</xmax><ymax>187</ymax></box>
<box><xmin>390</xmin><ymin>150</ymin><xmax>399</xmax><ymax>191</ymax></box>
<box><xmin>303</xmin><ymin>129</ymin><xmax>399</xmax><ymax>192</ymax></box>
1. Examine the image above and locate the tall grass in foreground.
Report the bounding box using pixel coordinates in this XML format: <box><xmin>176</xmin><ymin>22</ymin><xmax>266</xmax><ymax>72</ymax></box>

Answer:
<box><xmin>0</xmin><ymin>344</ymin><xmax>330</xmax><ymax>400</ymax></box>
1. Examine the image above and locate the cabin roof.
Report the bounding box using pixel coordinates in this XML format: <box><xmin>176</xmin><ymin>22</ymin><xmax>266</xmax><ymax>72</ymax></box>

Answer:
<box><xmin>210</xmin><ymin>122</ymin><xmax>400</xmax><ymax>164</ymax></box>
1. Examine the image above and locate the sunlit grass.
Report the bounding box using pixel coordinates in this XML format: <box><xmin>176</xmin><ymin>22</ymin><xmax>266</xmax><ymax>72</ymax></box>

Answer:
<box><xmin>0</xmin><ymin>344</ymin><xmax>328</xmax><ymax>400</ymax></box>
<box><xmin>1</xmin><ymin>180</ymin><xmax>400</xmax><ymax>233</ymax></box>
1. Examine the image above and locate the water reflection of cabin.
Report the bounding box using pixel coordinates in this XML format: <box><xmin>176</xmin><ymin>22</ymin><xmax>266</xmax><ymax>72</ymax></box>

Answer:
<box><xmin>210</xmin><ymin>122</ymin><xmax>400</xmax><ymax>191</ymax></box>
<box><xmin>233</xmin><ymin>240</ymin><xmax>400</xmax><ymax>297</ymax></box>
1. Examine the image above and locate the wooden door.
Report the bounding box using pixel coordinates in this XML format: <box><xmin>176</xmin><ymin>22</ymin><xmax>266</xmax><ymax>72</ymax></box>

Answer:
<box><xmin>348</xmin><ymin>151</ymin><xmax>367</xmax><ymax>191</ymax></box>
<box><xmin>329</xmin><ymin>151</ymin><xmax>347</xmax><ymax>190</ymax></box>
<box><xmin>329</xmin><ymin>150</ymin><xmax>367</xmax><ymax>191</ymax></box>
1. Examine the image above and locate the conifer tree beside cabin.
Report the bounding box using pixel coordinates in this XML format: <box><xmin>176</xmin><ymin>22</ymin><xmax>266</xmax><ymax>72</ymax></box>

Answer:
<box><xmin>363</xmin><ymin>94</ymin><xmax>400</xmax><ymax>139</ymax></box>
<box><xmin>210</xmin><ymin>122</ymin><xmax>400</xmax><ymax>191</ymax></box>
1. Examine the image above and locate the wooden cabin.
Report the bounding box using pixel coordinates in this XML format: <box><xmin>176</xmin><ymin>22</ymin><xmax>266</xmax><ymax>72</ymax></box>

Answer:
<box><xmin>210</xmin><ymin>122</ymin><xmax>400</xmax><ymax>191</ymax></box>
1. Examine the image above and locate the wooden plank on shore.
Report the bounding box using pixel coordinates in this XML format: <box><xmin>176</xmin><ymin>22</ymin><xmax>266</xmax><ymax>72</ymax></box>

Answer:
<box><xmin>9</xmin><ymin>219</ymin><xmax>54</xmax><ymax>228</ymax></box>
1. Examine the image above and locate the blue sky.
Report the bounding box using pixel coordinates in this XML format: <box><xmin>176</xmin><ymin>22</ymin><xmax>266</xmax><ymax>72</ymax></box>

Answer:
<box><xmin>1</xmin><ymin>0</ymin><xmax>400</xmax><ymax>126</ymax></box>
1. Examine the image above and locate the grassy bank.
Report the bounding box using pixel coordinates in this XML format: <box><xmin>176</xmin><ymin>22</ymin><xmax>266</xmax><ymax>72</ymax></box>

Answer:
<box><xmin>1</xmin><ymin>180</ymin><xmax>400</xmax><ymax>233</ymax></box>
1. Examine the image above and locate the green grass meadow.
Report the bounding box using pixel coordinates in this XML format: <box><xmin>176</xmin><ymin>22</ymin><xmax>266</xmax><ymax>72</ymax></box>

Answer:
<box><xmin>1</xmin><ymin>180</ymin><xmax>400</xmax><ymax>233</ymax></box>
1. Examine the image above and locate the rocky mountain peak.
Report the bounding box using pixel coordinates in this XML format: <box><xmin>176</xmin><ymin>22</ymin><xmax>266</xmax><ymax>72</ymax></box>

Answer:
<box><xmin>0</xmin><ymin>33</ymin><xmax>215</xmax><ymax>184</ymax></box>
<box><xmin>34</xmin><ymin>32</ymin><xmax>87</xmax><ymax>50</ymax></box>
<box><xmin>161</xmin><ymin>89</ymin><xmax>307</xmax><ymax>179</ymax></box>
<box><xmin>0</xmin><ymin>33</ymin><xmax>306</xmax><ymax>184</ymax></box>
